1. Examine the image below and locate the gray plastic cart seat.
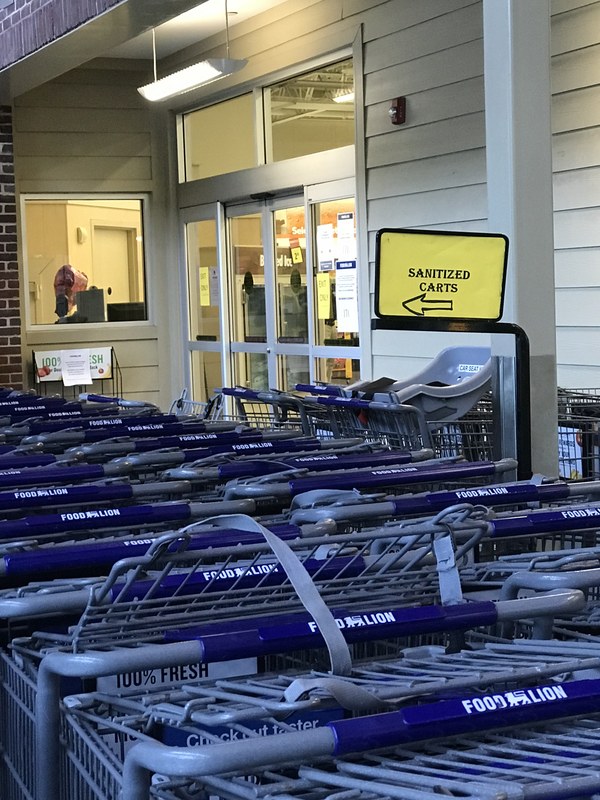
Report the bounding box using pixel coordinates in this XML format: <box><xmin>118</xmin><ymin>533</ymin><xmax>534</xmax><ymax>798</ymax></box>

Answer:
<box><xmin>385</xmin><ymin>346</ymin><xmax>492</xmax><ymax>422</ymax></box>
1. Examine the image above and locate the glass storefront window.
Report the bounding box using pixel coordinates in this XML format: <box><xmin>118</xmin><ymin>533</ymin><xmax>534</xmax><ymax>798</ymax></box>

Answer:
<box><xmin>186</xmin><ymin>219</ymin><xmax>221</xmax><ymax>342</ymax></box>
<box><xmin>23</xmin><ymin>198</ymin><xmax>146</xmax><ymax>326</ymax></box>
<box><xmin>179</xmin><ymin>59</ymin><xmax>354</xmax><ymax>181</ymax></box>
<box><xmin>233</xmin><ymin>351</ymin><xmax>268</xmax><ymax>392</ymax></box>
<box><xmin>182</xmin><ymin>94</ymin><xmax>256</xmax><ymax>181</ymax></box>
<box><xmin>314</xmin><ymin>356</ymin><xmax>360</xmax><ymax>387</ymax></box>
<box><xmin>274</xmin><ymin>205</ymin><xmax>308</xmax><ymax>344</ymax></box>
<box><xmin>190</xmin><ymin>350</ymin><xmax>223</xmax><ymax>404</ymax></box>
<box><xmin>313</xmin><ymin>196</ymin><xmax>359</xmax><ymax>347</ymax></box>
<box><xmin>264</xmin><ymin>59</ymin><xmax>354</xmax><ymax>162</ymax></box>
<box><xmin>278</xmin><ymin>354</ymin><xmax>310</xmax><ymax>392</ymax></box>
<box><xmin>229</xmin><ymin>213</ymin><xmax>266</xmax><ymax>345</ymax></box>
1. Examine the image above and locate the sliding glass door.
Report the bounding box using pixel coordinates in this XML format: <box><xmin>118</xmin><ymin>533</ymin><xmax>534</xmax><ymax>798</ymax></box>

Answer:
<box><xmin>182</xmin><ymin>180</ymin><xmax>360</xmax><ymax>399</ymax></box>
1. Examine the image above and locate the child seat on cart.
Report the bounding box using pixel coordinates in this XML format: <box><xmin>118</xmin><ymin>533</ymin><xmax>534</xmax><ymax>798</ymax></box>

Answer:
<box><xmin>381</xmin><ymin>346</ymin><xmax>492</xmax><ymax>422</ymax></box>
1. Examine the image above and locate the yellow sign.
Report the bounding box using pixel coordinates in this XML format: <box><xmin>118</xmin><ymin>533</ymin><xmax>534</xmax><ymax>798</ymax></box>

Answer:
<box><xmin>375</xmin><ymin>229</ymin><xmax>508</xmax><ymax>321</ymax></box>
<box><xmin>199</xmin><ymin>267</ymin><xmax>210</xmax><ymax>307</ymax></box>
<box><xmin>316</xmin><ymin>272</ymin><xmax>331</xmax><ymax>320</ymax></box>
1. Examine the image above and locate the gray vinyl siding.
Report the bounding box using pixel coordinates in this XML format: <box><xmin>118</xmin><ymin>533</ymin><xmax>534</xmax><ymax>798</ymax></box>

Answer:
<box><xmin>552</xmin><ymin>0</ymin><xmax>600</xmax><ymax>389</ymax></box>
<box><xmin>13</xmin><ymin>61</ymin><xmax>168</xmax><ymax>407</ymax></box>
<box><xmin>362</xmin><ymin>0</ymin><xmax>487</xmax><ymax>378</ymax></box>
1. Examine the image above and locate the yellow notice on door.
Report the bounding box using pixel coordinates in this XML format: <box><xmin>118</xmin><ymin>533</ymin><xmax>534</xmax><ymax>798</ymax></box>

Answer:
<box><xmin>199</xmin><ymin>267</ymin><xmax>211</xmax><ymax>307</ymax></box>
<box><xmin>375</xmin><ymin>229</ymin><xmax>508</xmax><ymax>321</ymax></box>
<box><xmin>317</xmin><ymin>272</ymin><xmax>331</xmax><ymax>319</ymax></box>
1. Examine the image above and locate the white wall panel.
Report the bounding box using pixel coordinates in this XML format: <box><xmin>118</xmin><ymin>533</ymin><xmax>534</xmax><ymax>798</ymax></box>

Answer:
<box><xmin>554</xmin><ymin>208</ymin><xmax>600</xmax><ymax>249</ymax></box>
<box><xmin>18</xmin><ymin>156</ymin><xmax>152</xmax><ymax>181</ymax></box>
<box><xmin>556</xmin><ymin>287</ymin><xmax>600</xmax><ymax>325</ymax></box>
<box><xmin>553</xmin><ymin>167</ymin><xmax>600</xmax><ymax>210</ymax></box>
<box><xmin>552</xmin><ymin>0</ymin><xmax>598</xmax><ymax>14</ymax></box>
<box><xmin>551</xmin><ymin>43</ymin><xmax>600</xmax><ymax>92</ymax></box>
<box><xmin>366</xmin><ymin>77</ymin><xmax>484</xmax><ymax>137</ymax></box>
<box><xmin>364</xmin><ymin>39</ymin><xmax>483</xmax><ymax>105</ymax></box>
<box><xmin>368</xmin><ymin>183</ymin><xmax>486</xmax><ymax>230</ymax></box>
<box><xmin>15</xmin><ymin>83</ymin><xmax>146</xmax><ymax>110</ymax></box>
<box><xmin>367</xmin><ymin>113</ymin><xmax>485</xmax><ymax>168</ymax></box>
<box><xmin>552</xmin><ymin>85</ymin><xmax>600</xmax><ymax>133</ymax></box>
<box><xmin>360</xmin><ymin>0</ymin><xmax>476</xmax><ymax>43</ymax></box>
<box><xmin>556</xmin><ymin>364</ymin><xmax>600</xmax><ymax>387</ymax></box>
<box><xmin>553</xmin><ymin>128</ymin><xmax>600</xmax><ymax>172</ymax></box>
<box><xmin>557</xmin><ymin>327</ymin><xmax>600</xmax><ymax>361</ymax></box>
<box><xmin>14</xmin><ymin>107</ymin><xmax>151</xmax><ymax>133</ymax></box>
<box><xmin>363</xmin><ymin>4</ymin><xmax>481</xmax><ymax>72</ymax></box>
<box><xmin>368</xmin><ymin>148</ymin><xmax>486</xmax><ymax>200</ymax></box>
<box><xmin>551</xmin><ymin>1</ymin><xmax>600</xmax><ymax>53</ymax></box>
<box><xmin>550</xmin><ymin>1</ymin><xmax>600</xmax><ymax>392</ymax></box>
<box><xmin>555</xmin><ymin>248</ymin><xmax>600</xmax><ymax>287</ymax></box>
<box><xmin>14</xmin><ymin>132</ymin><xmax>151</xmax><ymax>158</ymax></box>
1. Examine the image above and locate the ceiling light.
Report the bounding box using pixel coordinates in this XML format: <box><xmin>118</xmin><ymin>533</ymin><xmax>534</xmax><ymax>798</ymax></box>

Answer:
<box><xmin>333</xmin><ymin>90</ymin><xmax>354</xmax><ymax>104</ymax></box>
<box><xmin>138</xmin><ymin>57</ymin><xmax>247</xmax><ymax>101</ymax></box>
<box><xmin>138</xmin><ymin>0</ymin><xmax>246</xmax><ymax>102</ymax></box>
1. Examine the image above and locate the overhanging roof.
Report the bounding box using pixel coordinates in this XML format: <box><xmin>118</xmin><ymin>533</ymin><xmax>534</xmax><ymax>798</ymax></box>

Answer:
<box><xmin>0</xmin><ymin>0</ymin><xmax>204</xmax><ymax>103</ymax></box>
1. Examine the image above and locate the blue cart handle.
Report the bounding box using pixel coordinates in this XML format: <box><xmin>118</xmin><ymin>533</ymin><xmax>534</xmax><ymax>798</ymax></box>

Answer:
<box><xmin>295</xmin><ymin>384</ymin><xmax>343</xmax><ymax>396</ymax></box>
<box><xmin>80</xmin><ymin>393</ymin><xmax>159</xmax><ymax>408</ymax></box>
<box><xmin>327</xmin><ymin>677</ymin><xmax>600</xmax><ymax>755</ymax></box>
<box><xmin>220</xmin><ymin>387</ymin><xmax>263</xmax><ymax>400</ymax></box>
<box><xmin>314</xmin><ymin>396</ymin><xmax>372</xmax><ymax>409</ymax></box>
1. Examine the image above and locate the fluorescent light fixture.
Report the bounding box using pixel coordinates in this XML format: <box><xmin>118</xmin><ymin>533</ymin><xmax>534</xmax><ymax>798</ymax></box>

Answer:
<box><xmin>138</xmin><ymin>57</ymin><xmax>247</xmax><ymax>102</ymax></box>
<box><xmin>333</xmin><ymin>90</ymin><xmax>355</xmax><ymax>104</ymax></box>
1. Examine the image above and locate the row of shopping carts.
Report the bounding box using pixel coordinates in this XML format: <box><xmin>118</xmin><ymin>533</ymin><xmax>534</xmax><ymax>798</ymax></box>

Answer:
<box><xmin>213</xmin><ymin>384</ymin><xmax>495</xmax><ymax>463</ymax></box>
<box><xmin>214</xmin><ymin>382</ymin><xmax>600</xmax><ymax>483</ymax></box>
<box><xmin>3</xmin><ymin>384</ymin><xmax>600</xmax><ymax>798</ymax></box>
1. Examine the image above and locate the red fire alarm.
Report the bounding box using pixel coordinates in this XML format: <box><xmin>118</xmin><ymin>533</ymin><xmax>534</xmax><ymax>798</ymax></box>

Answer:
<box><xmin>389</xmin><ymin>97</ymin><xmax>406</xmax><ymax>125</ymax></box>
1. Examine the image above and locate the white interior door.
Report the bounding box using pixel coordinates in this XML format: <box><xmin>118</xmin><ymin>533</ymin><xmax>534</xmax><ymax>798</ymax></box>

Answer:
<box><xmin>91</xmin><ymin>226</ymin><xmax>133</xmax><ymax>303</ymax></box>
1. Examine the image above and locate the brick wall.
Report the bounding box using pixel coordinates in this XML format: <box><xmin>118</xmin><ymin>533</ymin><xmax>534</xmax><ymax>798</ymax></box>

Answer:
<box><xmin>0</xmin><ymin>106</ymin><xmax>22</xmax><ymax>390</ymax></box>
<box><xmin>0</xmin><ymin>0</ymin><xmax>123</xmax><ymax>70</ymax></box>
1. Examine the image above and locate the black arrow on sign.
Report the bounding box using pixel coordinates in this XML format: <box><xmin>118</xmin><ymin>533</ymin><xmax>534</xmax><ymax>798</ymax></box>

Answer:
<box><xmin>402</xmin><ymin>293</ymin><xmax>454</xmax><ymax>316</ymax></box>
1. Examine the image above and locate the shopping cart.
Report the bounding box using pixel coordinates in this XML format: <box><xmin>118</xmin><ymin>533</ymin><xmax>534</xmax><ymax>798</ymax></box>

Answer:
<box><xmin>217</xmin><ymin>388</ymin><xmax>434</xmax><ymax>453</ymax></box>
<box><xmin>169</xmin><ymin>388</ymin><xmax>225</xmax><ymax>420</ymax></box>
<box><xmin>489</xmin><ymin>549</ymin><xmax>600</xmax><ymax>641</ymax></box>
<box><xmin>0</xmin><ymin>398</ymin><xmax>163</xmax><ymax>428</ymax></box>
<box><xmin>79</xmin><ymin>392</ymin><xmax>161</xmax><ymax>412</ymax></box>
<box><xmin>217</xmin><ymin>387</ymin><xmax>320</xmax><ymax>435</ymax></box>
<box><xmin>288</xmin><ymin>477</ymin><xmax>600</xmax><ymax>529</ymax></box>
<box><xmin>183</xmin><ymin>706</ymin><xmax>600</xmax><ymax>800</ymax></box>
<box><xmin>0</xmin><ymin>436</ymin><xmax>323</xmax><ymax>491</ymax></box>
<box><xmin>298</xmin><ymin>347</ymin><xmax>494</xmax><ymax>460</ymax></box>
<box><xmin>300</xmin><ymin>394</ymin><xmax>433</xmax><ymax>449</ymax></box>
<box><xmin>56</xmin><ymin>636</ymin><xmax>600</xmax><ymax>800</ymax></box>
<box><xmin>161</xmin><ymin>444</ymin><xmax>435</xmax><ymax>490</ymax></box>
<box><xmin>220</xmin><ymin>457</ymin><xmax>518</xmax><ymax>502</ymax></box>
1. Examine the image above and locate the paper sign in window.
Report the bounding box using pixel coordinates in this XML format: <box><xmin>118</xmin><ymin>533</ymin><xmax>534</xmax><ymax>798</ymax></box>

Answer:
<box><xmin>335</xmin><ymin>260</ymin><xmax>359</xmax><ymax>332</ymax></box>
<box><xmin>199</xmin><ymin>267</ymin><xmax>211</xmax><ymax>307</ymax></box>
<box><xmin>61</xmin><ymin>349</ymin><xmax>92</xmax><ymax>387</ymax></box>
<box><xmin>317</xmin><ymin>272</ymin><xmax>331</xmax><ymax>319</ymax></box>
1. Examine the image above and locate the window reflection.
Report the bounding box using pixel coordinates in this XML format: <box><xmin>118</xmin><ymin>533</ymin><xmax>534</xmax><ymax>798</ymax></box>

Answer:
<box><xmin>23</xmin><ymin>198</ymin><xmax>146</xmax><ymax>325</ymax></box>
<box><xmin>264</xmin><ymin>59</ymin><xmax>354</xmax><ymax>162</ymax></box>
